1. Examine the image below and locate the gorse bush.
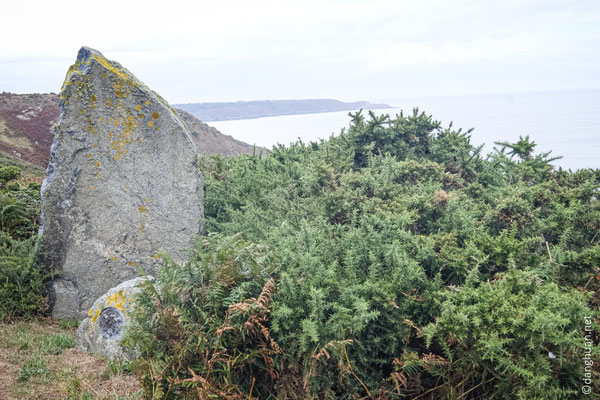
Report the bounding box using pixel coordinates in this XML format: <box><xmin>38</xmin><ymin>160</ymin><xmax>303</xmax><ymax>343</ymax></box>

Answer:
<box><xmin>0</xmin><ymin>225</ymin><xmax>46</xmax><ymax>321</ymax></box>
<box><xmin>128</xmin><ymin>109</ymin><xmax>600</xmax><ymax>399</ymax></box>
<box><xmin>424</xmin><ymin>268</ymin><xmax>592</xmax><ymax>399</ymax></box>
<box><xmin>0</xmin><ymin>163</ymin><xmax>46</xmax><ymax>321</ymax></box>
<box><xmin>0</xmin><ymin>165</ymin><xmax>22</xmax><ymax>187</ymax></box>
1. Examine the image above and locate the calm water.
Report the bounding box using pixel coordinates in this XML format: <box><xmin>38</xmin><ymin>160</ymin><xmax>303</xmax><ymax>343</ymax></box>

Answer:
<box><xmin>211</xmin><ymin>90</ymin><xmax>600</xmax><ymax>170</ymax></box>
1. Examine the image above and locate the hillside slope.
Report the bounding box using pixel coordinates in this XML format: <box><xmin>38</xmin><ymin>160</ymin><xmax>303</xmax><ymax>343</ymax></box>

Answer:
<box><xmin>176</xmin><ymin>109</ymin><xmax>264</xmax><ymax>156</ymax></box>
<box><xmin>0</xmin><ymin>93</ymin><xmax>260</xmax><ymax>174</ymax></box>
<box><xmin>0</xmin><ymin>93</ymin><xmax>58</xmax><ymax>170</ymax></box>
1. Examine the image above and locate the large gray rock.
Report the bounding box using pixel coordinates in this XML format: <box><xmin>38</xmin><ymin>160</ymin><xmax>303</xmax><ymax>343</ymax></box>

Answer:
<box><xmin>77</xmin><ymin>277</ymin><xmax>151</xmax><ymax>360</ymax></box>
<box><xmin>40</xmin><ymin>47</ymin><xmax>203</xmax><ymax>319</ymax></box>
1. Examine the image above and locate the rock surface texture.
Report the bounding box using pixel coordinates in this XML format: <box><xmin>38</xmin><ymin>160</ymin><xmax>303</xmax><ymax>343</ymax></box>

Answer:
<box><xmin>40</xmin><ymin>47</ymin><xmax>203</xmax><ymax>319</ymax></box>
<box><xmin>77</xmin><ymin>277</ymin><xmax>151</xmax><ymax>360</ymax></box>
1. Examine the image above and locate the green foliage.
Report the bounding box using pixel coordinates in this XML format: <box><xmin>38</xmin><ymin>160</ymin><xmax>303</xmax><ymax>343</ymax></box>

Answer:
<box><xmin>350</xmin><ymin>108</ymin><xmax>440</xmax><ymax>168</ymax></box>
<box><xmin>18</xmin><ymin>353</ymin><xmax>50</xmax><ymax>382</ymax></box>
<box><xmin>58</xmin><ymin>318</ymin><xmax>81</xmax><ymax>329</ymax></box>
<box><xmin>104</xmin><ymin>360</ymin><xmax>133</xmax><ymax>378</ymax></box>
<box><xmin>40</xmin><ymin>332</ymin><xmax>76</xmax><ymax>354</ymax></box>
<box><xmin>0</xmin><ymin>108</ymin><xmax>591</xmax><ymax>398</ymax></box>
<box><xmin>125</xmin><ymin>233</ymin><xmax>279</xmax><ymax>399</ymax></box>
<box><xmin>0</xmin><ymin>234</ymin><xmax>47</xmax><ymax>321</ymax></box>
<box><xmin>424</xmin><ymin>268</ymin><xmax>595</xmax><ymax>399</ymax></box>
<box><xmin>187</xmin><ymin>110</ymin><xmax>599</xmax><ymax>398</ymax></box>
<box><xmin>0</xmin><ymin>161</ymin><xmax>46</xmax><ymax>320</ymax></box>
<box><xmin>0</xmin><ymin>191</ymin><xmax>39</xmax><ymax>239</ymax></box>
<box><xmin>0</xmin><ymin>164</ymin><xmax>21</xmax><ymax>187</ymax></box>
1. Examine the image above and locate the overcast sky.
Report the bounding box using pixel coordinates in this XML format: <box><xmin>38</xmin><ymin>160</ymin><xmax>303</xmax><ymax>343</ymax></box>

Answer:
<box><xmin>1</xmin><ymin>0</ymin><xmax>599</xmax><ymax>104</ymax></box>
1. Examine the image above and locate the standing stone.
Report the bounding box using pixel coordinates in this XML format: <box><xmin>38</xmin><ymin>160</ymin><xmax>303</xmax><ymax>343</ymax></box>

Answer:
<box><xmin>40</xmin><ymin>47</ymin><xmax>203</xmax><ymax>319</ymax></box>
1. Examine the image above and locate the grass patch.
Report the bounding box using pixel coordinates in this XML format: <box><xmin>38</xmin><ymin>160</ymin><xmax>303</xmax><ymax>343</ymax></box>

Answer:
<box><xmin>58</xmin><ymin>318</ymin><xmax>80</xmax><ymax>329</ymax></box>
<box><xmin>0</xmin><ymin>150</ymin><xmax>44</xmax><ymax>177</ymax></box>
<box><xmin>0</xmin><ymin>319</ymin><xmax>140</xmax><ymax>399</ymax></box>
<box><xmin>18</xmin><ymin>354</ymin><xmax>49</xmax><ymax>382</ymax></box>
<box><xmin>40</xmin><ymin>333</ymin><xmax>76</xmax><ymax>355</ymax></box>
<box><xmin>104</xmin><ymin>360</ymin><xmax>132</xmax><ymax>378</ymax></box>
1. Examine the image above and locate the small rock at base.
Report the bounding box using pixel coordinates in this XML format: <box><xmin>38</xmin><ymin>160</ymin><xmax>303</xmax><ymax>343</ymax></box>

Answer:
<box><xmin>77</xmin><ymin>276</ymin><xmax>152</xmax><ymax>361</ymax></box>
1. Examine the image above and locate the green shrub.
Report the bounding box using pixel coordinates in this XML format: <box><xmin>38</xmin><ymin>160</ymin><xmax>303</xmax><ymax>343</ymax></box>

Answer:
<box><xmin>0</xmin><ymin>164</ymin><xmax>21</xmax><ymax>187</ymax></box>
<box><xmin>424</xmin><ymin>268</ymin><xmax>597</xmax><ymax>399</ymax></box>
<box><xmin>177</xmin><ymin>110</ymin><xmax>600</xmax><ymax>398</ymax></box>
<box><xmin>42</xmin><ymin>109</ymin><xmax>599</xmax><ymax>398</ymax></box>
<box><xmin>0</xmin><ymin>191</ymin><xmax>40</xmax><ymax>240</ymax></box>
<box><xmin>125</xmin><ymin>233</ymin><xmax>279</xmax><ymax>399</ymax></box>
<box><xmin>0</xmin><ymin>234</ymin><xmax>47</xmax><ymax>321</ymax></box>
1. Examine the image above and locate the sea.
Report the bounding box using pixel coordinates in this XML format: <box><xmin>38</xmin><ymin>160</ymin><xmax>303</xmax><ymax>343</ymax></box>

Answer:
<box><xmin>210</xmin><ymin>89</ymin><xmax>600</xmax><ymax>170</ymax></box>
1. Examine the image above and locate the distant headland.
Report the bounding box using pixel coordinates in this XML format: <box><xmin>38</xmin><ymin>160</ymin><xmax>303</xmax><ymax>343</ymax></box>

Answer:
<box><xmin>173</xmin><ymin>99</ymin><xmax>392</xmax><ymax>121</ymax></box>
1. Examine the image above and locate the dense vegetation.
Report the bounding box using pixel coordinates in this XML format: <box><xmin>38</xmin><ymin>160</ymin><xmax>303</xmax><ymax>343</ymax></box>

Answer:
<box><xmin>0</xmin><ymin>164</ymin><xmax>45</xmax><ymax>321</ymax></box>
<box><xmin>0</xmin><ymin>109</ymin><xmax>598</xmax><ymax>398</ymax></box>
<box><xmin>124</xmin><ymin>110</ymin><xmax>600</xmax><ymax>399</ymax></box>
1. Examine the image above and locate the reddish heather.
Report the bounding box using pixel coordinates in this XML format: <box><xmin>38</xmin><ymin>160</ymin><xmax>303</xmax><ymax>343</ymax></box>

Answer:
<box><xmin>0</xmin><ymin>93</ymin><xmax>59</xmax><ymax>168</ymax></box>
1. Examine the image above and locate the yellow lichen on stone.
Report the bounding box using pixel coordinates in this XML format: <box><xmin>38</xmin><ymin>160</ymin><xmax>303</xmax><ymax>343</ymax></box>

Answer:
<box><xmin>113</xmin><ymin>82</ymin><xmax>125</xmax><ymax>99</ymax></box>
<box><xmin>147</xmin><ymin>121</ymin><xmax>154</xmax><ymax>128</ymax></box>
<box><xmin>90</xmin><ymin>306</ymin><xmax>102</xmax><ymax>323</ymax></box>
<box><xmin>90</xmin><ymin>94</ymin><xmax>97</xmax><ymax>108</ymax></box>
<box><xmin>144</xmin><ymin>100</ymin><xmax>151</xmax><ymax>106</ymax></box>
<box><xmin>152</xmin><ymin>112</ymin><xmax>159</xmax><ymax>120</ymax></box>
<box><xmin>135</xmin><ymin>104</ymin><xmax>142</xmax><ymax>111</ymax></box>
<box><xmin>107</xmin><ymin>109</ymin><xmax>140</xmax><ymax>160</ymax></box>
<box><xmin>92</xmin><ymin>54</ymin><xmax>137</xmax><ymax>87</ymax></box>
<box><xmin>106</xmin><ymin>289</ymin><xmax>130</xmax><ymax>313</ymax></box>
<box><xmin>59</xmin><ymin>59</ymin><xmax>81</xmax><ymax>100</ymax></box>
<box><xmin>138</xmin><ymin>206</ymin><xmax>148</xmax><ymax>213</ymax></box>
<box><xmin>129</xmin><ymin>261</ymin><xmax>137</xmax><ymax>267</ymax></box>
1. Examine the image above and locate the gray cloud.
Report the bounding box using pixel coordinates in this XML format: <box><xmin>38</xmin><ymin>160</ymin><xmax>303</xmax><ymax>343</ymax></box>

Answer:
<box><xmin>1</xmin><ymin>0</ymin><xmax>598</xmax><ymax>102</ymax></box>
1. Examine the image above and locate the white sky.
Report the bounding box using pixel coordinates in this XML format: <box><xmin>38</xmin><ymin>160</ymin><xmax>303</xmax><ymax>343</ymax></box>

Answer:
<box><xmin>1</xmin><ymin>0</ymin><xmax>599</xmax><ymax>104</ymax></box>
